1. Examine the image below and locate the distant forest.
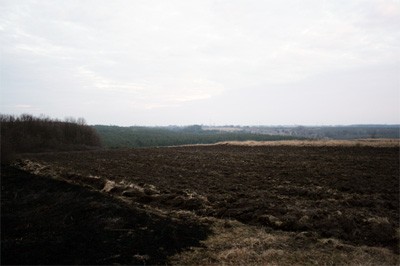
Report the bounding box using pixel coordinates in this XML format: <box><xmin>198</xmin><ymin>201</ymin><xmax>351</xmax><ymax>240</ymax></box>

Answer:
<box><xmin>204</xmin><ymin>125</ymin><xmax>400</xmax><ymax>139</ymax></box>
<box><xmin>93</xmin><ymin>124</ymin><xmax>400</xmax><ymax>149</ymax></box>
<box><xmin>0</xmin><ymin>114</ymin><xmax>101</xmax><ymax>162</ymax></box>
<box><xmin>93</xmin><ymin>125</ymin><xmax>299</xmax><ymax>148</ymax></box>
<box><xmin>2</xmin><ymin>113</ymin><xmax>398</xmax><ymax>162</ymax></box>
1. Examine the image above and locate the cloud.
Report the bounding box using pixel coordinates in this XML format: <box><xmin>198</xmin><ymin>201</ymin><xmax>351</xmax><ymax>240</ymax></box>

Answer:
<box><xmin>1</xmin><ymin>0</ymin><xmax>398</xmax><ymax>125</ymax></box>
<box><xmin>75</xmin><ymin>66</ymin><xmax>225</xmax><ymax>109</ymax></box>
<box><xmin>14</xmin><ymin>104</ymin><xmax>32</xmax><ymax>109</ymax></box>
<box><xmin>3</xmin><ymin>0</ymin><xmax>398</xmax><ymax>85</ymax></box>
<box><xmin>5</xmin><ymin>104</ymin><xmax>42</xmax><ymax>113</ymax></box>
<box><xmin>76</xmin><ymin>66</ymin><xmax>147</xmax><ymax>93</ymax></box>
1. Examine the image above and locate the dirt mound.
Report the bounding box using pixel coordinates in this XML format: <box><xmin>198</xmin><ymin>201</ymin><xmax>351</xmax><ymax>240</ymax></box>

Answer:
<box><xmin>15</xmin><ymin>159</ymin><xmax>212</xmax><ymax>214</ymax></box>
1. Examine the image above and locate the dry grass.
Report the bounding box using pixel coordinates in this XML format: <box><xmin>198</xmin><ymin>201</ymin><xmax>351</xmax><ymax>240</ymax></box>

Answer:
<box><xmin>211</xmin><ymin>139</ymin><xmax>400</xmax><ymax>147</ymax></box>
<box><xmin>169</xmin><ymin>219</ymin><xmax>399</xmax><ymax>265</ymax></box>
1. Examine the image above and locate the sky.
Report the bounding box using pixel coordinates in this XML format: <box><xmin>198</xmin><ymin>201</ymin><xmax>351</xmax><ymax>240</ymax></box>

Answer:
<box><xmin>1</xmin><ymin>0</ymin><xmax>399</xmax><ymax>126</ymax></box>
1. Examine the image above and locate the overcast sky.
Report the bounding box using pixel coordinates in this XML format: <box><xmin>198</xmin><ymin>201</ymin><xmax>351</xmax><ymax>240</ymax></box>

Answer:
<box><xmin>1</xmin><ymin>0</ymin><xmax>399</xmax><ymax>126</ymax></box>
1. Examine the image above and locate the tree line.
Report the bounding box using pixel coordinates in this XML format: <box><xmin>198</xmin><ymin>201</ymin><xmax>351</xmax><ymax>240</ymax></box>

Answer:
<box><xmin>93</xmin><ymin>125</ymin><xmax>299</xmax><ymax>148</ymax></box>
<box><xmin>1</xmin><ymin>114</ymin><xmax>101</xmax><ymax>163</ymax></box>
<box><xmin>204</xmin><ymin>125</ymin><xmax>400</xmax><ymax>139</ymax></box>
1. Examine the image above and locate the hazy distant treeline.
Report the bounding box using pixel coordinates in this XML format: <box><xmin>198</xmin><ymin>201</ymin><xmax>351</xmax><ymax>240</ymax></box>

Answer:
<box><xmin>205</xmin><ymin>125</ymin><xmax>400</xmax><ymax>139</ymax></box>
<box><xmin>93</xmin><ymin>125</ymin><xmax>299</xmax><ymax>148</ymax></box>
<box><xmin>1</xmin><ymin>114</ymin><xmax>101</xmax><ymax>162</ymax></box>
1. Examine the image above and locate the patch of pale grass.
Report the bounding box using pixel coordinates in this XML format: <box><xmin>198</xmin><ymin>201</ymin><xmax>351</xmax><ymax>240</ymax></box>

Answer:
<box><xmin>169</xmin><ymin>219</ymin><xmax>399</xmax><ymax>265</ymax></box>
<box><xmin>213</xmin><ymin>139</ymin><xmax>400</xmax><ymax>147</ymax></box>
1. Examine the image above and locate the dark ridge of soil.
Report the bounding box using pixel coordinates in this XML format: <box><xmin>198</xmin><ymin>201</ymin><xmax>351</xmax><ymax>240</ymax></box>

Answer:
<box><xmin>1</xmin><ymin>165</ymin><xmax>211</xmax><ymax>265</ymax></box>
<box><xmin>22</xmin><ymin>145</ymin><xmax>399</xmax><ymax>252</ymax></box>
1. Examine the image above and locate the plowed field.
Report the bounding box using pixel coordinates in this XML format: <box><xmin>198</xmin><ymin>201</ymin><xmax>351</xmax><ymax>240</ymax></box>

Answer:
<box><xmin>3</xmin><ymin>142</ymin><xmax>399</xmax><ymax>264</ymax></box>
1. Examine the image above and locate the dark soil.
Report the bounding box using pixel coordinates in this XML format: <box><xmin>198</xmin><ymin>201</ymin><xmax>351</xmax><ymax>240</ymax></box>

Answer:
<box><xmin>2</xmin><ymin>144</ymin><xmax>399</xmax><ymax>264</ymax></box>
<box><xmin>1</xmin><ymin>165</ymin><xmax>210</xmax><ymax>265</ymax></box>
